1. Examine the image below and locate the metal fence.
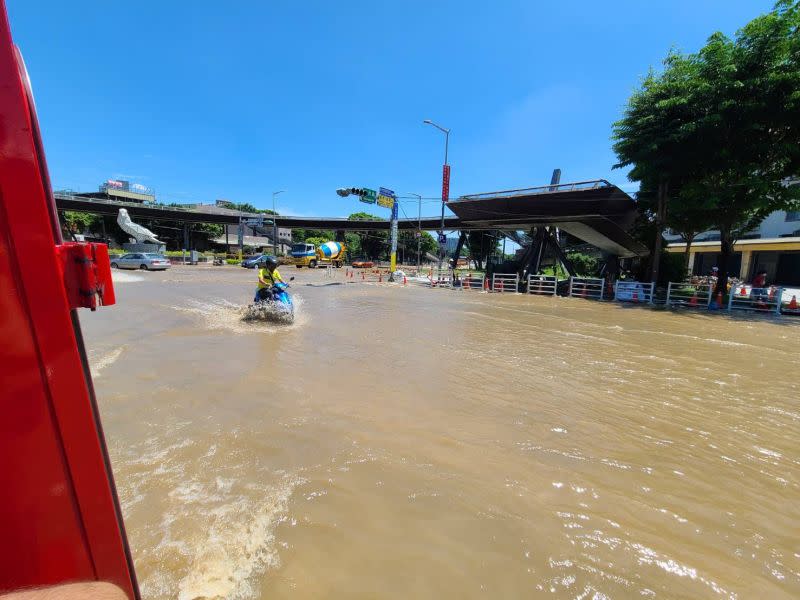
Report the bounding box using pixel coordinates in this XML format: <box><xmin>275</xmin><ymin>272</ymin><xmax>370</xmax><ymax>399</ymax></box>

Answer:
<box><xmin>666</xmin><ymin>281</ymin><xmax>713</xmax><ymax>308</ymax></box>
<box><xmin>492</xmin><ymin>273</ymin><xmax>519</xmax><ymax>293</ymax></box>
<box><xmin>526</xmin><ymin>274</ymin><xmax>558</xmax><ymax>296</ymax></box>
<box><xmin>461</xmin><ymin>273</ymin><xmax>486</xmax><ymax>291</ymax></box>
<box><xmin>729</xmin><ymin>286</ymin><xmax>783</xmax><ymax>314</ymax></box>
<box><xmin>429</xmin><ymin>269</ymin><xmax>453</xmax><ymax>288</ymax></box>
<box><xmin>568</xmin><ymin>277</ymin><xmax>605</xmax><ymax>300</ymax></box>
<box><xmin>614</xmin><ymin>280</ymin><xmax>654</xmax><ymax>304</ymax></box>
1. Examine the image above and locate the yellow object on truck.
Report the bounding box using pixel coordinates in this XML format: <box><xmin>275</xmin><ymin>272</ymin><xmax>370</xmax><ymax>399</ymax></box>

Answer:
<box><xmin>290</xmin><ymin>241</ymin><xmax>346</xmax><ymax>268</ymax></box>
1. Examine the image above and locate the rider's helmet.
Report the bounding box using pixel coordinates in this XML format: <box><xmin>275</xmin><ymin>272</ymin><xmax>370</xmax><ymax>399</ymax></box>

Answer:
<box><xmin>262</xmin><ymin>255</ymin><xmax>278</xmax><ymax>269</ymax></box>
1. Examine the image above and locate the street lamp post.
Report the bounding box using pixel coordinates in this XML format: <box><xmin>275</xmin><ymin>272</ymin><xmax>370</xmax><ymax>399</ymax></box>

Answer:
<box><xmin>423</xmin><ymin>119</ymin><xmax>450</xmax><ymax>271</ymax></box>
<box><xmin>407</xmin><ymin>192</ymin><xmax>422</xmax><ymax>268</ymax></box>
<box><xmin>272</xmin><ymin>190</ymin><xmax>285</xmax><ymax>254</ymax></box>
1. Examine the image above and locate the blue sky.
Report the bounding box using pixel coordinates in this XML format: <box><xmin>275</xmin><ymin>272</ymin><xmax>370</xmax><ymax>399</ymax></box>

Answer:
<box><xmin>8</xmin><ymin>0</ymin><xmax>776</xmax><ymax>220</ymax></box>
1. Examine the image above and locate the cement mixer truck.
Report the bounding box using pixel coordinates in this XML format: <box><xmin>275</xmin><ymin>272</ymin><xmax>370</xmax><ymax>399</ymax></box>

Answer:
<box><xmin>290</xmin><ymin>241</ymin><xmax>346</xmax><ymax>268</ymax></box>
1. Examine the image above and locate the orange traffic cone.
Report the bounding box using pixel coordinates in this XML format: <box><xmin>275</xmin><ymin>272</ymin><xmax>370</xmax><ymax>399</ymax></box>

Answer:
<box><xmin>789</xmin><ymin>295</ymin><xmax>798</xmax><ymax>310</ymax></box>
<box><xmin>403</xmin><ymin>275</ymin><xmax>407</xmax><ymax>285</ymax></box>
<box><xmin>498</xmin><ymin>279</ymin><xmax>504</xmax><ymax>292</ymax></box>
<box><xmin>484</xmin><ymin>277</ymin><xmax>489</xmax><ymax>291</ymax></box>
<box><xmin>716</xmin><ymin>292</ymin><xmax>724</xmax><ymax>307</ymax></box>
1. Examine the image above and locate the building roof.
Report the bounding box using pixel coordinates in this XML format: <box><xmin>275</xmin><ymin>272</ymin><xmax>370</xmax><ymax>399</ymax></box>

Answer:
<box><xmin>667</xmin><ymin>237</ymin><xmax>800</xmax><ymax>253</ymax></box>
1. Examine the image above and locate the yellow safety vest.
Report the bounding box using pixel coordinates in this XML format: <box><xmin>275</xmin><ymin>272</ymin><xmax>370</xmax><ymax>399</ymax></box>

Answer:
<box><xmin>257</xmin><ymin>267</ymin><xmax>283</xmax><ymax>289</ymax></box>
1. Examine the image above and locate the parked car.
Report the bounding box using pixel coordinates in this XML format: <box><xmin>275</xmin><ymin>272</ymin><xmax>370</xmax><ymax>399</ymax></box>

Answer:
<box><xmin>241</xmin><ymin>254</ymin><xmax>265</xmax><ymax>268</ymax></box>
<box><xmin>110</xmin><ymin>253</ymin><xmax>171</xmax><ymax>271</ymax></box>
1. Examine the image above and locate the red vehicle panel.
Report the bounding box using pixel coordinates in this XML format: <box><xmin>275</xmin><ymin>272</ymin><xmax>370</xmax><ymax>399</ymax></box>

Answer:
<box><xmin>0</xmin><ymin>1</ymin><xmax>138</xmax><ymax>596</ymax></box>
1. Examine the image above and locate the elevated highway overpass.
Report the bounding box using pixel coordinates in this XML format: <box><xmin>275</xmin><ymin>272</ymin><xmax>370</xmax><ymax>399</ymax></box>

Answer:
<box><xmin>55</xmin><ymin>179</ymin><xmax>647</xmax><ymax>258</ymax></box>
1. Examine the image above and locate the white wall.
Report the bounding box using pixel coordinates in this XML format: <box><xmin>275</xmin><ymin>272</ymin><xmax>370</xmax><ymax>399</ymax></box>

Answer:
<box><xmin>758</xmin><ymin>210</ymin><xmax>800</xmax><ymax>238</ymax></box>
<box><xmin>665</xmin><ymin>210</ymin><xmax>800</xmax><ymax>242</ymax></box>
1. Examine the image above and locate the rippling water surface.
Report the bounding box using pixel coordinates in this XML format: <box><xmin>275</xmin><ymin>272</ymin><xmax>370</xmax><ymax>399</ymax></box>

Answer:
<box><xmin>81</xmin><ymin>267</ymin><xmax>800</xmax><ymax>599</ymax></box>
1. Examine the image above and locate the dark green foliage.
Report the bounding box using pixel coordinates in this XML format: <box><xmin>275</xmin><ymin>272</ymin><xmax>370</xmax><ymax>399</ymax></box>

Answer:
<box><xmin>613</xmin><ymin>1</ymin><xmax>800</xmax><ymax>291</ymax></box>
<box><xmin>565</xmin><ymin>252</ymin><xmax>600</xmax><ymax>277</ymax></box>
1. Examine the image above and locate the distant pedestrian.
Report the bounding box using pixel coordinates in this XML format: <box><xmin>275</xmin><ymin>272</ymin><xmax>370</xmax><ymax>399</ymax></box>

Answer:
<box><xmin>751</xmin><ymin>269</ymin><xmax>769</xmax><ymax>305</ymax></box>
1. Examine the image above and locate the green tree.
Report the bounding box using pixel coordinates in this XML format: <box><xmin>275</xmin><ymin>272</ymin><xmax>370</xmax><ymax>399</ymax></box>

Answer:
<box><xmin>397</xmin><ymin>230</ymin><xmax>437</xmax><ymax>264</ymax></box>
<box><xmin>344</xmin><ymin>232</ymin><xmax>361</xmax><ymax>259</ymax></box>
<box><xmin>304</xmin><ymin>236</ymin><xmax>327</xmax><ymax>249</ymax></box>
<box><xmin>347</xmin><ymin>212</ymin><xmax>388</xmax><ymax>259</ymax></box>
<box><xmin>613</xmin><ymin>52</ymin><xmax>701</xmax><ymax>283</ymax></box>
<box><xmin>636</xmin><ymin>182</ymin><xmax>716</xmax><ymax>277</ymax></box>
<box><xmin>614</xmin><ymin>1</ymin><xmax>800</xmax><ymax>292</ymax></box>
<box><xmin>62</xmin><ymin>211</ymin><xmax>99</xmax><ymax>235</ymax></box>
<box><xmin>688</xmin><ymin>5</ymin><xmax>800</xmax><ymax>292</ymax></box>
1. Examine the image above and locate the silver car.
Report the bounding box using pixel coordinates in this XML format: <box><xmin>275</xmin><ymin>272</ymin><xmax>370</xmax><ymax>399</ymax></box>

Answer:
<box><xmin>110</xmin><ymin>252</ymin><xmax>171</xmax><ymax>271</ymax></box>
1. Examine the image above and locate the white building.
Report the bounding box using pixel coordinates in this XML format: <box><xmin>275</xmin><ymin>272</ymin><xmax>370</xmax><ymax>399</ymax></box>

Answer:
<box><xmin>666</xmin><ymin>209</ymin><xmax>800</xmax><ymax>285</ymax></box>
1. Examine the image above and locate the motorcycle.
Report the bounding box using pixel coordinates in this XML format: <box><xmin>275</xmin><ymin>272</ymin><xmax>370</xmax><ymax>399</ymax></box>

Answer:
<box><xmin>251</xmin><ymin>277</ymin><xmax>295</xmax><ymax>322</ymax></box>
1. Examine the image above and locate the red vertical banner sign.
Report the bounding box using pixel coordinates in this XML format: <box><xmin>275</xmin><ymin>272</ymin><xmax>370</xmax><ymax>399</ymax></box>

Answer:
<box><xmin>442</xmin><ymin>164</ymin><xmax>451</xmax><ymax>203</ymax></box>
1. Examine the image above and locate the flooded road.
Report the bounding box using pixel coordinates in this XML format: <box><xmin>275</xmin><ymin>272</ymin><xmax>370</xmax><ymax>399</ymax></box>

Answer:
<box><xmin>81</xmin><ymin>266</ymin><xmax>800</xmax><ymax>599</ymax></box>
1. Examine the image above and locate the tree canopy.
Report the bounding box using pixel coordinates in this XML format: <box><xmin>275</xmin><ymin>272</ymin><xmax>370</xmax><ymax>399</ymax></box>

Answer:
<box><xmin>613</xmin><ymin>0</ymin><xmax>800</xmax><ymax>290</ymax></box>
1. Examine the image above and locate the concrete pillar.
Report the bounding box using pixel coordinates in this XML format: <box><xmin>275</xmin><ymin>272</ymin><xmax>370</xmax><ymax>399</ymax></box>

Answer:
<box><xmin>686</xmin><ymin>251</ymin><xmax>696</xmax><ymax>276</ymax></box>
<box><xmin>740</xmin><ymin>250</ymin><xmax>752</xmax><ymax>280</ymax></box>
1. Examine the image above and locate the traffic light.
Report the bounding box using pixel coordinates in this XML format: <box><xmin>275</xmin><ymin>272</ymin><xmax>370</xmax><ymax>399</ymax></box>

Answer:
<box><xmin>336</xmin><ymin>187</ymin><xmax>368</xmax><ymax>197</ymax></box>
<box><xmin>336</xmin><ymin>187</ymin><xmax>376</xmax><ymax>203</ymax></box>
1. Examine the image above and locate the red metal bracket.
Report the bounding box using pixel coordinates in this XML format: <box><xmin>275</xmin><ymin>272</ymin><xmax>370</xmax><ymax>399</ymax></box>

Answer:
<box><xmin>56</xmin><ymin>242</ymin><xmax>116</xmax><ymax>311</ymax></box>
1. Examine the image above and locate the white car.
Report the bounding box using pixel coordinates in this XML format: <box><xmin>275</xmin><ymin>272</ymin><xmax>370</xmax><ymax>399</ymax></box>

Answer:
<box><xmin>110</xmin><ymin>252</ymin><xmax>171</xmax><ymax>271</ymax></box>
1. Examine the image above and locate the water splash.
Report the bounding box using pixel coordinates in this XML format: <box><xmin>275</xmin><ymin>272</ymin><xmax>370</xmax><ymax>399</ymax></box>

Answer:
<box><xmin>89</xmin><ymin>345</ymin><xmax>126</xmax><ymax>378</ymax></box>
<box><xmin>170</xmin><ymin>297</ymin><xmax>306</xmax><ymax>334</ymax></box>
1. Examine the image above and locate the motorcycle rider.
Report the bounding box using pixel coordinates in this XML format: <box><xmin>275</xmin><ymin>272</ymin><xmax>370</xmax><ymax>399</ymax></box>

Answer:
<box><xmin>255</xmin><ymin>255</ymin><xmax>284</xmax><ymax>302</ymax></box>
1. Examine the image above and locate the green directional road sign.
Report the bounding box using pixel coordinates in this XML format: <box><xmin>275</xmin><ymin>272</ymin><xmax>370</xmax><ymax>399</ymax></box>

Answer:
<box><xmin>360</xmin><ymin>188</ymin><xmax>377</xmax><ymax>204</ymax></box>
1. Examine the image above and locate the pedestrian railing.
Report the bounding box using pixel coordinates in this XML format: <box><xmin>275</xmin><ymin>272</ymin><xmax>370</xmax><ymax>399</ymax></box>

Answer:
<box><xmin>568</xmin><ymin>277</ymin><xmax>605</xmax><ymax>300</ymax></box>
<box><xmin>492</xmin><ymin>273</ymin><xmax>519</xmax><ymax>293</ymax></box>
<box><xmin>461</xmin><ymin>273</ymin><xmax>486</xmax><ymax>291</ymax></box>
<box><xmin>666</xmin><ymin>281</ymin><xmax>713</xmax><ymax>308</ymax></box>
<box><xmin>526</xmin><ymin>274</ymin><xmax>558</xmax><ymax>296</ymax></box>
<box><xmin>729</xmin><ymin>286</ymin><xmax>783</xmax><ymax>314</ymax></box>
<box><xmin>614</xmin><ymin>281</ymin><xmax>654</xmax><ymax>304</ymax></box>
<box><xmin>428</xmin><ymin>269</ymin><xmax>453</xmax><ymax>288</ymax></box>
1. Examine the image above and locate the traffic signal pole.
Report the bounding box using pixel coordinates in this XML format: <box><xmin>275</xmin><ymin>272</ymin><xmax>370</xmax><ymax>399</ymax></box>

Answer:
<box><xmin>389</xmin><ymin>199</ymin><xmax>399</xmax><ymax>278</ymax></box>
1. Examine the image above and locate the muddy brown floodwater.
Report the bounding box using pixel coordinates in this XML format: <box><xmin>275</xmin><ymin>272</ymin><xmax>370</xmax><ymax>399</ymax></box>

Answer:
<box><xmin>80</xmin><ymin>265</ymin><xmax>800</xmax><ymax>599</ymax></box>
